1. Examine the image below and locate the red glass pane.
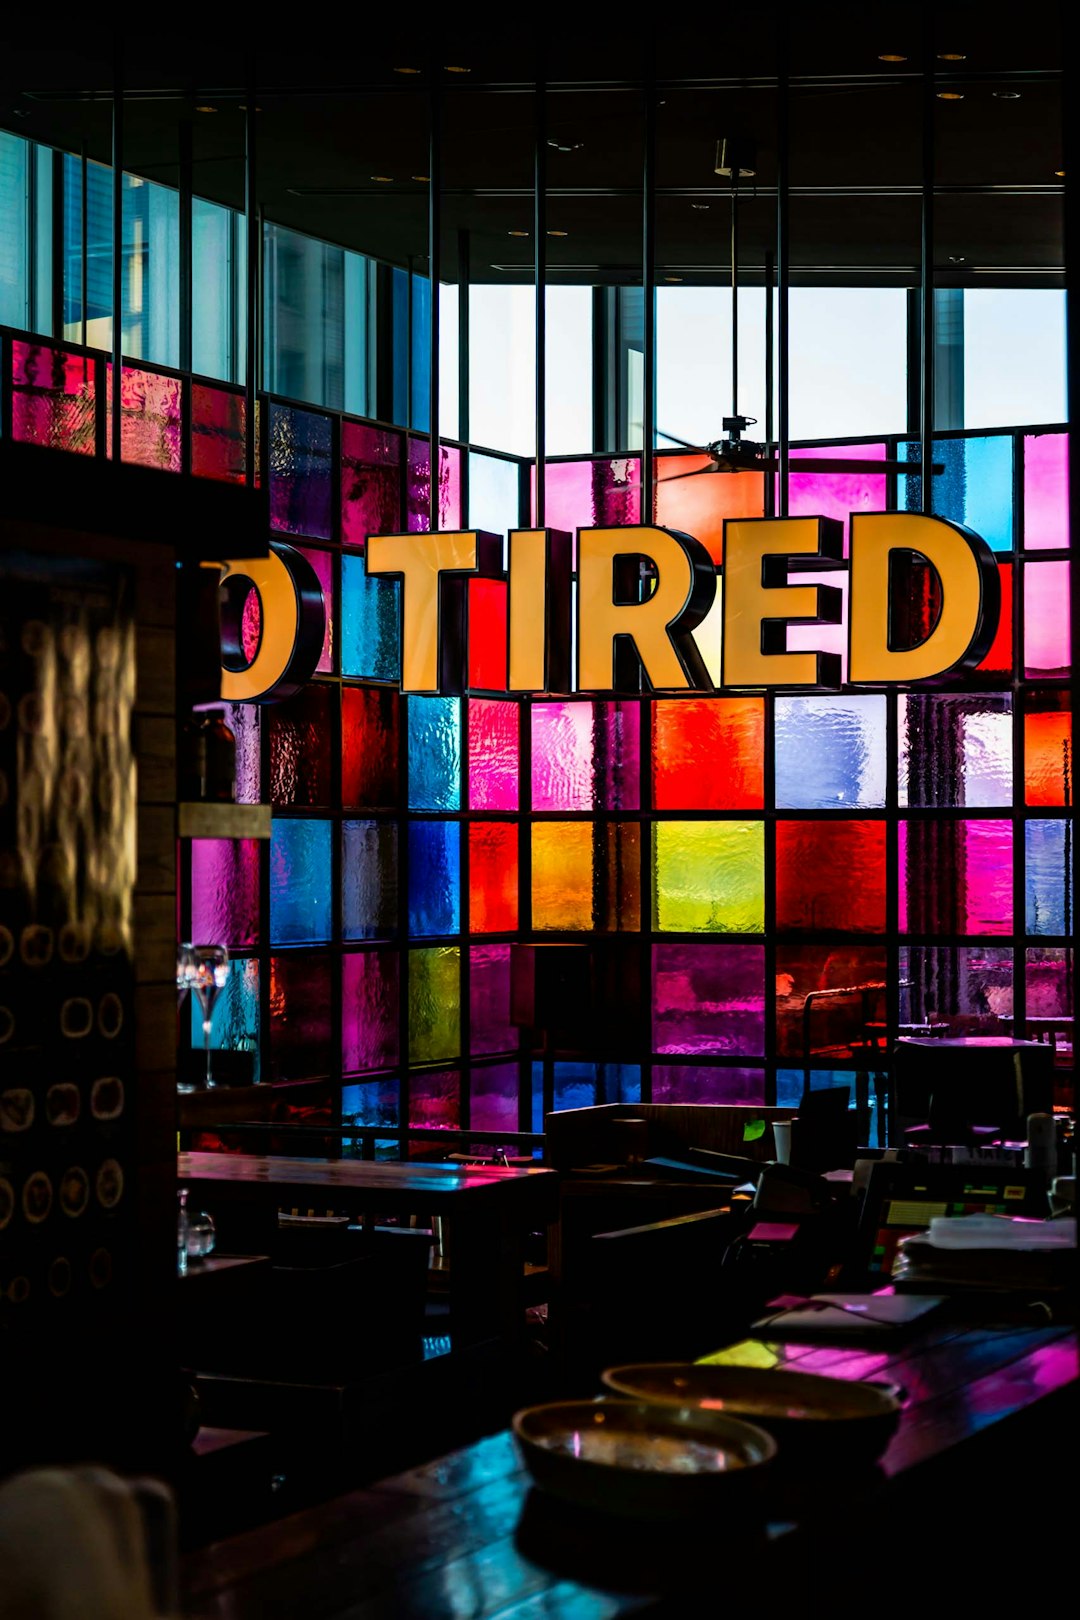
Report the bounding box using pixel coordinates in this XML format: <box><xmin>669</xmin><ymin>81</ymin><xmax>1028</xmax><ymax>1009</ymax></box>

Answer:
<box><xmin>1025</xmin><ymin>698</ymin><xmax>1073</xmax><ymax>807</ymax></box>
<box><xmin>105</xmin><ymin>364</ymin><xmax>182</xmax><ymax>470</ymax></box>
<box><xmin>469</xmin><ymin>823</ymin><xmax>518</xmax><ymax>933</ymax></box>
<box><xmin>341</xmin><ymin>420</ymin><xmax>402</xmax><ymax>547</ymax></box>
<box><xmin>652</xmin><ymin>698</ymin><xmax>764</xmax><ymax>809</ymax></box>
<box><xmin>268</xmin><ymin>684</ymin><xmax>333</xmax><ymax>807</ymax></box>
<box><xmin>192</xmin><ymin>384</ymin><xmax>247</xmax><ymax>483</ymax></box>
<box><xmin>775</xmin><ymin>945</ymin><xmax>888</xmax><ymax>1062</ymax></box>
<box><xmin>776</xmin><ymin>821</ymin><xmax>886</xmax><ymax>933</ymax></box>
<box><xmin>977</xmin><ymin>559</ymin><xmax>1012</xmax><ymax>674</ymax></box>
<box><xmin>468</xmin><ymin>578</ymin><xmax>508</xmax><ymax>691</ymax></box>
<box><xmin>269</xmin><ymin>953</ymin><xmax>332</xmax><ymax>1081</ymax></box>
<box><xmin>343</xmin><ymin>686</ymin><xmax>400</xmax><ymax>809</ymax></box>
<box><xmin>12</xmin><ymin>341</ymin><xmax>96</xmax><ymax>454</ymax></box>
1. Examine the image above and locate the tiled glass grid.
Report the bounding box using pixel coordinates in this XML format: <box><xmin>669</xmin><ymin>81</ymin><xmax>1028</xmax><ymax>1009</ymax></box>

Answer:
<box><xmin>166</xmin><ymin>401</ymin><xmax>1072</xmax><ymax>1139</ymax></box>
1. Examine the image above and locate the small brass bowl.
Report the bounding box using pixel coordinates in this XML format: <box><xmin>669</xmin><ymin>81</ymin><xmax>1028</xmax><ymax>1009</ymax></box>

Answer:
<box><xmin>512</xmin><ymin>1398</ymin><xmax>776</xmax><ymax>1519</ymax></box>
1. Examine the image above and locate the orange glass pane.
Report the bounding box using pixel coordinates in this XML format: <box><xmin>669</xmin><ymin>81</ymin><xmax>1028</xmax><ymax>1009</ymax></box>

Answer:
<box><xmin>531</xmin><ymin>822</ymin><xmax>640</xmax><ymax>931</ymax></box>
<box><xmin>652</xmin><ymin>698</ymin><xmax>765</xmax><ymax>809</ymax></box>
<box><xmin>1025</xmin><ymin>703</ymin><xmax>1073</xmax><ymax>807</ymax></box>
<box><xmin>655</xmin><ymin>458</ymin><xmax>764</xmax><ymax>566</ymax></box>
<box><xmin>469</xmin><ymin>823</ymin><xmax>518</xmax><ymax>933</ymax></box>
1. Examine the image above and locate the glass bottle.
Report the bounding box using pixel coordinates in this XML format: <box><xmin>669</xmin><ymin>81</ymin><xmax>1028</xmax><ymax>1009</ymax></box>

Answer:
<box><xmin>177</xmin><ymin>1187</ymin><xmax>190</xmax><ymax>1276</ymax></box>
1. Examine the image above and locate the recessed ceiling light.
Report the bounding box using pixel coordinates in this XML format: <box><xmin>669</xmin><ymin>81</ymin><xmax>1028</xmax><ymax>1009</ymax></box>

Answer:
<box><xmin>412</xmin><ymin>174</ymin><xmax>430</xmax><ymax>182</ymax></box>
<box><xmin>663</xmin><ymin>275</ymin><xmax>684</xmax><ymax>283</ymax></box>
<box><xmin>690</xmin><ymin>203</ymin><xmax>710</xmax><ymax>211</ymax></box>
<box><xmin>547</xmin><ymin>229</ymin><xmax>568</xmax><ymax>237</ymax></box>
<box><xmin>937</xmin><ymin>91</ymin><xmax>964</xmax><ymax>100</ymax></box>
<box><xmin>194</xmin><ymin>104</ymin><xmax>218</xmax><ymax>114</ymax></box>
<box><xmin>937</xmin><ymin>52</ymin><xmax>967</xmax><ymax>61</ymax></box>
<box><xmin>949</xmin><ymin>255</ymin><xmax>967</xmax><ymax>263</ymax></box>
<box><xmin>1055</xmin><ymin>168</ymin><xmax>1066</xmax><ymax>178</ymax></box>
<box><xmin>444</xmin><ymin>65</ymin><xmax>471</xmax><ymax>73</ymax></box>
<box><xmin>878</xmin><ymin>53</ymin><xmax>907</xmax><ymax>62</ymax></box>
<box><xmin>370</xmin><ymin>175</ymin><xmax>394</xmax><ymax>183</ymax></box>
<box><xmin>508</xmin><ymin>229</ymin><xmax>530</xmax><ymax>237</ymax></box>
<box><xmin>394</xmin><ymin>66</ymin><xmax>422</xmax><ymax>74</ymax></box>
<box><xmin>992</xmin><ymin>90</ymin><xmax>1021</xmax><ymax>99</ymax></box>
<box><xmin>547</xmin><ymin>139</ymin><xmax>585</xmax><ymax>153</ymax></box>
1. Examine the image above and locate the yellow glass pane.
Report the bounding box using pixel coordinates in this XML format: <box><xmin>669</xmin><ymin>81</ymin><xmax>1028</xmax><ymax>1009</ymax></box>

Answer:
<box><xmin>653</xmin><ymin>821</ymin><xmax>765</xmax><ymax>933</ymax></box>
<box><xmin>531</xmin><ymin>822</ymin><xmax>641</xmax><ymax>931</ymax></box>
<box><xmin>408</xmin><ymin>946</ymin><xmax>460</xmax><ymax>1062</ymax></box>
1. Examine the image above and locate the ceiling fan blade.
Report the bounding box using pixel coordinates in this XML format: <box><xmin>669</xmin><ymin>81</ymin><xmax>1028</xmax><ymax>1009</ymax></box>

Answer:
<box><xmin>760</xmin><ymin>458</ymin><xmax>945</xmax><ymax>475</ymax></box>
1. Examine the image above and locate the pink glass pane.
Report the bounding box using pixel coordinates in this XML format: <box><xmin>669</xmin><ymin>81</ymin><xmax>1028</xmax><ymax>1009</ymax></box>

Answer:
<box><xmin>532</xmin><ymin>458</ymin><xmax>641</xmax><ymax>562</ymax></box>
<box><xmin>407</xmin><ymin>440</ymin><xmax>462</xmax><ymax>532</ymax></box>
<box><xmin>651</xmin><ymin>1066</ymin><xmax>766</xmax><ymax>1104</ymax></box>
<box><xmin>652</xmin><ymin>944</ymin><xmax>765</xmax><ymax>1056</ymax></box>
<box><xmin>531</xmin><ymin>701</ymin><xmax>640</xmax><ymax>810</ymax></box>
<box><xmin>777</xmin><ymin>444</ymin><xmax>887</xmax><ymax>553</ymax></box>
<box><xmin>899</xmin><ymin>819</ymin><xmax>1013</xmax><ymax>934</ymax></box>
<box><xmin>190</xmin><ymin>839</ymin><xmax>260</xmax><ymax>949</ymax></box>
<box><xmin>299</xmin><ymin>546</ymin><xmax>335</xmax><ymax>674</ymax></box>
<box><xmin>409</xmin><ymin>1069</ymin><xmax>460</xmax><ymax>1130</ymax></box>
<box><xmin>1024</xmin><ymin>434</ymin><xmax>1069</xmax><ymax>550</ymax></box>
<box><xmin>105</xmin><ymin>365</ymin><xmax>182</xmax><ymax>470</ymax></box>
<box><xmin>470</xmin><ymin>1062</ymin><xmax>520</xmax><ymax>1133</ymax></box>
<box><xmin>192</xmin><ymin>384</ymin><xmax>247</xmax><ymax>482</ymax></box>
<box><xmin>12</xmin><ymin>341</ymin><xmax>96</xmax><ymax>454</ymax></box>
<box><xmin>223</xmin><ymin>702</ymin><xmax>262</xmax><ymax>804</ymax></box>
<box><xmin>470</xmin><ymin>945</ymin><xmax>517</xmax><ymax>1055</ymax></box>
<box><xmin>1024</xmin><ymin>561</ymin><xmax>1071</xmax><ymax>676</ymax></box>
<box><xmin>468</xmin><ymin>699</ymin><xmax>519</xmax><ymax>810</ymax></box>
<box><xmin>786</xmin><ymin>568</ymin><xmax>850</xmax><ymax>679</ymax></box>
<box><xmin>341</xmin><ymin>421</ymin><xmax>402</xmax><ymax>547</ymax></box>
<box><xmin>342</xmin><ymin>950</ymin><xmax>399</xmax><ymax>1072</ymax></box>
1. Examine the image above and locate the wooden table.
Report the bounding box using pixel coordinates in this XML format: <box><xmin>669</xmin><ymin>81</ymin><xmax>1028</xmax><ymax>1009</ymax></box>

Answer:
<box><xmin>182</xmin><ymin>1316</ymin><xmax>1078</xmax><ymax>1617</ymax></box>
<box><xmin>177</xmin><ymin>1153</ymin><xmax>558</xmax><ymax>1351</ymax></box>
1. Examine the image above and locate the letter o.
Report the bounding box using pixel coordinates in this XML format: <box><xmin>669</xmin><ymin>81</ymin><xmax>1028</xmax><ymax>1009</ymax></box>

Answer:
<box><xmin>219</xmin><ymin>543</ymin><xmax>326</xmax><ymax>703</ymax></box>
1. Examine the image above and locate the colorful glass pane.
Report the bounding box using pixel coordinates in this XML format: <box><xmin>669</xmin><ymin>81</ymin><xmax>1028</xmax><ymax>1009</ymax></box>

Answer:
<box><xmin>410</xmin><ymin>1069</ymin><xmax>460</xmax><ymax>1130</ymax></box>
<box><xmin>342</xmin><ymin>1078</ymin><xmax>400</xmax><ymax>1132</ymax></box>
<box><xmin>341</xmin><ymin>556</ymin><xmax>401</xmax><ymax>681</ymax></box>
<box><xmin>1024</xmin><ymin>694</ymin><xmax>1073</xmax><ymax>806</ymax></box>
<box><xmin>655</xmin><ymin>460</ymin><xmax>763</xmax><ymax>566</ymax></box>
<box><xmin>1026</xmin><ymin>948</ymin><xmax>1074</xmax><ymax>1020</ymax></box>
<box><xmin>191</xmin><ymin>956</ymin><xmax>259</xmax><ymax>1081</ymax></box>
<box><xmin>406</xmin><ymin>439</ymin><xmax>462</xmax><ymax>531</ymax></box>
<box><xmin>776</xmin><ymin>1069</ymin><xmax>858</xmax><ymax>1110</ymax></box>
<box><xmin>531</xmin><ymin>701</ymin><xmax>640</xmax><ymax>810</ymax></box>
<box><xmin>652</xmin><ymin>944</ymin><xmax>766</xmax><ymax>1055</ymax></box>
<box><xmin>533</xmin><ymin>457</ymin><xmax>641</xmax><ymax>556</ymax></box>
<box><xmin>467</xmin><ymin>579</ymin><xmax>508</xmax><ymax>691</ymax></box>
<box><xmin>222</xmin><ymin>703</ymin><xmax>262</xmax><ymax>804</ymax></box>
<box><xmin>408</xmin><ymin>947</ymin><xmax>460</xmax><ymax>1063</ymax></box>
<box><xmin>341</xmin><ymin>421</ymin><xmax>402</xmax><ymax>547</ymax></box>
<box><xmin>781</xmin><ymin>443</ymin><xmax>887</xmax><ymax>552</ymax></box>
<box><xmin>899</xmin><ymin>945</ymin><xmax>1013</xmax><ymax>1034</ymax></box>
<box><xmin>651</xmin><ymin>1066</ymin><xmax>766</xmax><ymax>1104</ymax></box>
<box><xmin>1023</xmin><ymin>433</ymin><xmax>1068</xmax><ymax>550</ymax></box>
<box><xmin>775</xmin><ymin>946</ymin><xmax>887</xmax><ymax>1061</ymax></box>
<box><xmin>470</xmin><ymin>1062</ymin><xmax>521</xmax><ymax>1133</ymax></box>
<box><xmin>1024</xmin><ymin>561</ymin><xmax>1071</xmax><ymax>676</ymax></box>
<box><xmin>268</xmin><ymin>404</ymin><xmax>333</xmax><ymax>538</ymax></box>
<box><xmin>342</xmin><ymin>950</ymin><xmax>399</xmax><ymax>1071</ymax></box>
<box><xmin>532</xmin><ymin>822</ymin><xmax>640</xmax><ymax>932</ymax></box>
<box><xmin>898</xmin><ymin>695</ymin><xmax>1012</xmax><ymax>808</ymax></box>
<box><xmin>268</xmin><ymin>683</ymin><xmax>333</xmax><ymax>807</ymax></box>
<box><xmin>652</xmin><ymin>698</ymin><xmax>764</xmax><ymax>810</ymax></box>
<box><xmin>269</xmin><ymin>819</ymin><xmax>332</xmax><ymax>945</ymax></box>
<box><xmin>408</xmin><ymin>697</ymin><xmax>461</xmax><ymax>810</ymax></box>
<box><xmin>190</xmin><ymin>839</ymin><xmax>260</xmax><ymax>949</ymax></box>
<box><xmin>269</xmin><ymin>953</ymin><xmax>332</xmax><ymax>1080</ymax></box>
<box><xmin>538</xmin><ymin>1062</ymin><xmax>642</xmax><ymax>1112</ymax></box>
<box><xmin>191</xmin><ymin>384</ymin><xmax>246</xmax><ymax>482</ymax></box>
<box><xmin>976</xmin><ymin>560</ymin><xmax>1013</xmax><ymax>675</ymax></box>
<box><xmin>408</xmin><ymin>821</ymin><xmax>461</xmax><ymax>937</ymax></box>
<box><xmin>900</xmin><ymin>435</ymin><xmax>1014</xmax><ymax>552</ymax></box>
<box><xmin>776</xmin><ymin>820</ymin><xmax>886</xmax><ymax>933</ymax></box>
<box><xmin>342</xmin><ymin>820</ymin><xmax>398</xmax><ymax>940</ymax></box>
<box><xmin>342</xmin><ymin>685</ymin><xmax>400</xmax><ymax>809</ymax></box>
<box><xmin>105</xmin><ymin>365</ymin><xmax>182</xmax><ymax>470</ymax></box>
<box><xmin>1025</xmin><ymin>821</ymin><xmax>1070</xmax><ymax>936</ymax></box>
<box><xmin>469</xmin><ymin>823</ymin><xmax>518</xmax><ymax>933</ymax></box>
<box><xmin>470</xmin><ymin>947</ymin><xmax>517</xmax><ymax>1056</ymax></box>
<box><xmin>775</xmin><ymin>696</ymin><xmax>886</xmax><ymax>809</ymax></box>
<box><xmin>298</xmin><ymin>546</ymin><xmax>334</xmax><ymax>674</ymax></box>
<box><xmin>12</xmin><ymin>341</ymin><xmax>96</xmax><ymax>453</ymax></box>
<box><xmin>653</xmin><ymin>822</ymin><xmax>764</xmax><ymax>933</ymax></box>
<box><xmin>899</xmin><ymin>820</ymin><xmax>1013</xmax><ymax>934</ymax></box>
<box><xmin>469</xmin><ymin>699</ymin><xmax>519</xmax><ymax>810</ymax></box>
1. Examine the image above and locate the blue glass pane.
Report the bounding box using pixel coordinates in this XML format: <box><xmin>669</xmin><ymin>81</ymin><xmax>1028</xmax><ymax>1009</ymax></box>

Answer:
<box><xmin>341</xmin><ymin>555</ymin><xmax>401</xmax><ymax>680</ymax></box>
<box><xmin>776</xmin><ymin>1068</ymin><xmax>858</xmax><ymax>1107</ymax></box>
<box><xmin>268</xmin><ymin>404</ymin><xmax>333</xmax><ymax>538</ymax></box>
<box><xmin>774</xmin><ymin>695</ymin><xmax>887</xmax><ymax>809</ymax></box>
<box><xmin>534</xmin><ymin>1062</ymin><xmax>642</xmax><ymax>1112</ymax></box>
<box><xmin>342</xmin><ymin>1079</ymin><xmax>400</xmax><ymax>1130</ymax></box>
<box><xmin>900</xmin><ymin>435</ymin><xmax>1014</xmax><ymax>553</ymax></box>
<box><xmin>270</xmin><ymin>819</ymin><xmax>332</xmax><ymax>944</ymax></box>
<box><xmin>408</xmin><ymin>696</ymin><xmax>461</xmax><ymax>809</ymax></box>
<box><xmin>1026</xmin><ymin>820</ymin><xmax>1069</xmax><ymax>935</ymax></box>
<box><xmin>469</xmin><ymin>451</ymin><xmax>521</xmax><ymax>542</ymax></box>
<box><xmin>408</xmin><ymin>821</ymin><xmax>461</xmax><ymax>937</ymax></box>
<box><xmin>342</xmin><ymin>820</ymin><xmax>398</xmax><ymax>940</ymax></box>
<box><xmin>189</xmin><ymin>956</ymin><xmax>260</xmax><ymax>1082</ymax></box>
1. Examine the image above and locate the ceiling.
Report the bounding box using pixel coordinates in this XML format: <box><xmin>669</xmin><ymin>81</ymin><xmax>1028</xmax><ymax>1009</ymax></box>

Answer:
<box><xmin>0</xmin><ymin>9</ymin><xmax>1067</xmax><ymax>286</ymax></box>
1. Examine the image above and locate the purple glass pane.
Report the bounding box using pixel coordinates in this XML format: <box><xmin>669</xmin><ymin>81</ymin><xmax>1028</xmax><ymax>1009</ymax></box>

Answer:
<box><xmin>470</xmin><ymin>1063</ymin><xmax>520</xmax><ymax>1133</ymax></box>
<box><xmin>1024</xmin><ymin>561</ymin><xmax>1071</xmax><ymax>677</ymax></box>
<box><xmin>105</xmin><ymin>365</ymin><xmax>182</xmax><ymax>470</ymax></box>
<box><xmin>651</xmin><ymin>1066</ymin><xmax>766</xmax><ymax>1104</ymax></box>
<box><xmin>899</xmin><ymin>820</ymin><xmax>1013</xmax><ymax>934</ymax></box>
<box><xmin>269</xmin><ymin>404</ymin><xmax>333</xmax><ymax>538</ymax></box>
<box><xmin>900</xmin><ymin>945</ymin><xmax>1013</xmax><ymax>1034</ymax></box>
<box><xmin>190</xmin><ymin>839</ymin><xmax>260</xmax><ymax>949</ymax></box>
<box><xmin>269</xmin><ymin>953</ymin><xmax>332</xmax><ymax>1080</ymax></box>
<box><xmin>1026</xmin><ymin>948</ymin><xmax>1074</xmax><ymax>1020</ymax></box>
<box><xmin>532</xmin><ymin>458</ymin><xmax>641</xmax><ymax>561</ymax></box>
<box><xmin>470</xmin><ymin>945</ymin><xmax>517</xmax><ymax>1055</ymax></box>
<box><xmin>192</xmin><ymin>384</ymin><xmax>247</xmax><ymax>482</ymax></box>
<box><xmin>222</xmin><ymin>703</ymin><xmax>262</xmax><ymax>804</ymax></box>
<box><xmin>12</xmin><ymin>341</ymin><xmax>96</xmax><ymax>454</ymax></box>
<box><xmin>409</xmin><ymin>1069</ymin><xmax>460</xmax><ymax>1130</ymax></box>
<box><xmin>406</xmin><ymin>439</ymin><xmax>462</xmax><ymax>532</ymax></box>
<box><xmin>341</xmin><ymin>421</ymin><xmax>402</xmax><ymax>548</ymax></box>
<box><xmin>342</xmin><ymin>950</ymin><xmax>399</xmax><ymax>1072</ymax></box>
<box><xmin>531</xmin><ymin>701</ymin><xmax>640</xmax><ymax>810</ymax></box>
<box><xmin>778</xmin><ymin>444</ymin><xmax>886</xmax><ymax>553</ymax></box>
<box><xmin>1024</xmin><ymin>434</ymin><xmax>1069</xmax><ymax>550</ymax></box>
<box><xmin>299</xmin><ymin>546</ymin><xmax>335</xmax><ymax>673</ymax></box>
<box><xmin>268</xmin><ymin>684</ymin><xmax>333</xmax><ymax>807</ymax></box>
<box><xmin>468</xmin><ymin>699</ymin><xmax>519</xmax><ymax>810</ymax></box>
<box><xmin>652</xmin><ymin>944</ymin><xmax>766</xmax><ymax>1056</ymax></box>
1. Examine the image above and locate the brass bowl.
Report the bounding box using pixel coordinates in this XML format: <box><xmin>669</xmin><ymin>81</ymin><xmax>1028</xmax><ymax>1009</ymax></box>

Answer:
<box><xmin>512</xmin><ymin>1398</ymin><xmax>776</xmax><ymax>1520</ymax></box>
<box><xmin>601</xmin><ymin>1364</ymin><xmax>902</xmax><ymax>1466</ymax></box>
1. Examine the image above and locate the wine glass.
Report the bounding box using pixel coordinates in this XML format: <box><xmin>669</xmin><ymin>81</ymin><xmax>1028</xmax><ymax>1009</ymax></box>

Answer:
<box><xmin>176</xmin><ymin>942</ymin><xmax>198</xmax><ymax>1008</ymax></box>
<box><xmin>182</xmin><ymin>943</ymin><xmax>230</xmax><ymax>1088</ymax></box>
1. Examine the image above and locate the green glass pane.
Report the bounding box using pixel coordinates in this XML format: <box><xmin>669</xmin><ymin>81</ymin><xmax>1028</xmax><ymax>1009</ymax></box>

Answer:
<box><xmin>408</xmin><ymin>946</ymin><xmax>460</xmax><ymax>1063</ymax></box>
<box><xmin>653</xmin><ymin>822</ymin><xmax>765</xmax><ymax>933</ymax></box>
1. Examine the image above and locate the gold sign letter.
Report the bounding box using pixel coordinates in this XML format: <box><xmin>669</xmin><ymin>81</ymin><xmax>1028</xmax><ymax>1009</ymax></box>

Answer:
<box><xmin>849</xmin><ymin>512</ymin><xmax>1000</xmax><ymax>683</ymax></box>
<box><xmin>366</xmin><ymin>530</ymin><xmax>502</xmax><ymax>693</ymax></box>
<box><xmin>722</xmin><ymin>517</ymin><xmax>844</xmax><ymax>688</ymax></box>
<box><xmin>577</xmin><ymin>526</ymin><xmax>716</xmax><ymax>692</ymax></box>
<box><xmin>220</xmin><ymin>542</ymin><xmax>326</xmax><ymax>703</ymax></box>
<box><xmin>508</xmin><ymin>529</ymin><xmax>572</xmax><ymax>693</ymax></box>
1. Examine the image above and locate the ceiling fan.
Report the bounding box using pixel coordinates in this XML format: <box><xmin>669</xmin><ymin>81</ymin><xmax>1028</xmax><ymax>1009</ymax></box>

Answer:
<box><xmin>655</xmin><ymin>137</ymin><xmax>942</xmax><ymax>483</ymax></box>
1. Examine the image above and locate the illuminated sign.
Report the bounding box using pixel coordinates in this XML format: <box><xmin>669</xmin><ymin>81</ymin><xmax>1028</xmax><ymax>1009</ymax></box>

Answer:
<box><xmin>220</xmin><ymin>514</ymin><xmax>999</xmax><ymax>701</ymax></box>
